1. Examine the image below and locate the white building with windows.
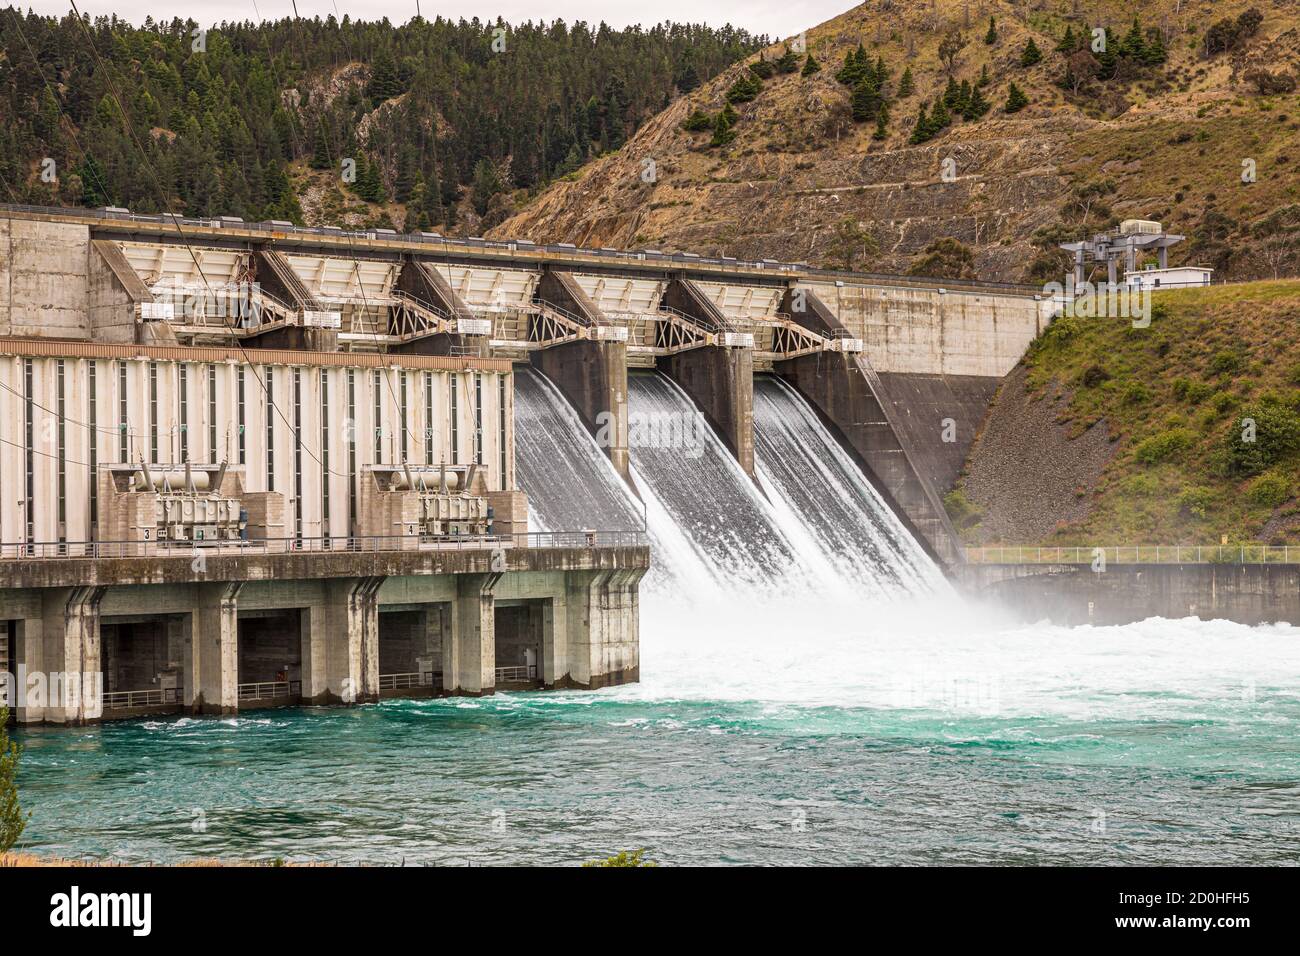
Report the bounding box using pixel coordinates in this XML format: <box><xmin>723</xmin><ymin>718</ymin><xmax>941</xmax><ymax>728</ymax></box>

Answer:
<box><xmin>1124</xmin><ymin>266</ymin><xmax>1213</xmax><ymax>291</ymax></box>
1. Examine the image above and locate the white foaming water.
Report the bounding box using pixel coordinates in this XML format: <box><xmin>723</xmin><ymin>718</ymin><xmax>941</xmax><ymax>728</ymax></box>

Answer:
<box><xmin>513</xmin><ymin>368</ymin><xmax>1300</xmax><ymax>724</ymax></box>
<box><xmin>630</xmin><ymin>594</ymin><xmax>1300</xmax><ymax>721</ymax></box>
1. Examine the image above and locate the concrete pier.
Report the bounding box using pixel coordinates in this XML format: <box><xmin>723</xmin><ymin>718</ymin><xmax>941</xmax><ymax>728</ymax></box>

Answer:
<box><xmin>659</xmin><ymin>278</ymin><xmax>756</xmax><ymax>477</ymax></box>
<box><xmin>0</xmin><ymin>543</ymin><xmax>648</xmax><ymax>725</ymax></box>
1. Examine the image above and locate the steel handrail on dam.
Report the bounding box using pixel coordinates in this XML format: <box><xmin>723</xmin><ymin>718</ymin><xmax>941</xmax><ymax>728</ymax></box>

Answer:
<box><xmin>0</xmin><ymin>531</ymin><xmax>648</xmax><ymax>561</ymax></box>
<box><xmin>965</xmin><ymin>545</ymin><xmax>1300</xmax><ymax>565</ymax></box>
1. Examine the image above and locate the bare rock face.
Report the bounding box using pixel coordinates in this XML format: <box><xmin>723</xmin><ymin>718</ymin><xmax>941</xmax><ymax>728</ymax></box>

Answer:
<box><xmin>491</xmin><ymin>0</ymin><xmax>1300</xmax><ymax>283</ymax></box>
<box><xmin>960</xmin><ymin>366</ymin><xmax>1116</xmax><ymax>545</ymax></box>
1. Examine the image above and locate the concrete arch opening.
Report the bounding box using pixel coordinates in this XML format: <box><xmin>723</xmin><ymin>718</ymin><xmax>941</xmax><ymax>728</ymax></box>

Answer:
<box><xmin>493</xmin><ymin>600</ymin><xmax>546</xmax><ymax>690</ymax></box>
<box><xmin>378</xmin><ymin>605</ymin><xmax>444</xmax><ymax>698</ymax></box>
<box><xmin>237</xmin><ymin>609</ymin><xmax>303</xmax><ymax>709</ymax></box>
<box><xmin>100</xmin><ymin>615</ymin><xmax>185</xmax><ymax>718</ymax></box>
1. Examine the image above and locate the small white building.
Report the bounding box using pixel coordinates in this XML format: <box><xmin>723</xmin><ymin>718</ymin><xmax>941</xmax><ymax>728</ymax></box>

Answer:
<box><xmin>1124</xmin><ymin>265</ymin><xmax>1213</xmax><ymax>291</ymax></box>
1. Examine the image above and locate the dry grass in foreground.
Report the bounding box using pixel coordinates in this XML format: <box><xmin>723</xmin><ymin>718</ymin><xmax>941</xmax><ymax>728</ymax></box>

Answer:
<box><xmin>0</xmin><ymin>851</ymin><xmax>314</xmax><ymax>867</ymax></box>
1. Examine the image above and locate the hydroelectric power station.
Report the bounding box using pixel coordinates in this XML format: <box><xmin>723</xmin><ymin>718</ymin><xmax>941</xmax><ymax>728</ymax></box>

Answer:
<box><xmin>0</xmin><ymin>204</ymin><xmax>1053</xmax><ymax>725</ymax></box>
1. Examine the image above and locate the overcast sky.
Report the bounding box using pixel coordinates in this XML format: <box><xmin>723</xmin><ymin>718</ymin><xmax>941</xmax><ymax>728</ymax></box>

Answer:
<box><xmin>25</xmin><ymin>1</ymin><xmax>855</xmax><ymax>40</ymax></box>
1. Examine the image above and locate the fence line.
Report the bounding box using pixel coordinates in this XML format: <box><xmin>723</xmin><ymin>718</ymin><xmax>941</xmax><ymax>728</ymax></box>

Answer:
<box><xmin>0</xmin><ymin>531</ymin><xmax>647</xmax><ymax>561</ymax></box>
<box><xmin>964</xmin><ymin>545</ymin><xmax>1297</xmax><ymax>565</ymax></box>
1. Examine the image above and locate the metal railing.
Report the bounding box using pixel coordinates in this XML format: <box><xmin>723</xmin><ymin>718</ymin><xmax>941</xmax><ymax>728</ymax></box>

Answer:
<box><xmin>495</xmin><ymin>665</ymin><xmax>538</xmax><ymax>682</ymax></box>
<box><xmin>102</xmin><ymin>687</ymin><xmax>183</xmax><ymax>709</ymax></box>
<box><xmin>378</xmin><ymin>671</ymin><xmax>438</xmax><ymax>690</ymax></box>
<box><xmin>964</xmin><ymin>545</ymin><xmax>1300</xmax><ymax>565</ymax></box>
<box><xmin>237</xmin><ymin>680</ymin><xmax>301</xmax><ymax>701</ymax></box>
<box><xmin>0</xmin><ymin>530</ymin><xmax>647</xmax><ymax>561</ymax></box>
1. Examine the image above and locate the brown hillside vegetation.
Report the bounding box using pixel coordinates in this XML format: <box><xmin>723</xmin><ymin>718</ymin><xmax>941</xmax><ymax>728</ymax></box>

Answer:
<box><xmin>492</xmin><ymin>0</ymin><xmax>1300</xmax><ymax>283</ymax></box>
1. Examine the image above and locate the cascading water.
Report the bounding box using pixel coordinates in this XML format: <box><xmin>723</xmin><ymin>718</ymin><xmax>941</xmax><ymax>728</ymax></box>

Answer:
<box><xmin>512</xmin><ymin>367</ymin><xmax>643</xmax><ymax>535</ymax></box>
<box><xmin>514</xmin><ymin>365</ymin><xmax>943</xmax><ymax>603</ymax></box>
<box><xmin>752</xmin><ymin>374</ymin><xmax>942</xmax><ymax>596</ymax></box>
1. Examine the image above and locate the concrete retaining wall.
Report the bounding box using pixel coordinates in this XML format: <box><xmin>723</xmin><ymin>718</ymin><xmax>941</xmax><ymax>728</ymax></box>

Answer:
<box><xmin>953</xmin><ymin>562</ymin><xmax>1300</xmax><ymax>626</ymax></box>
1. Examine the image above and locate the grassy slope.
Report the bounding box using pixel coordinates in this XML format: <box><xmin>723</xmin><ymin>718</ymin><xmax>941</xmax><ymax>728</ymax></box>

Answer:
<box><xmin>992</xmin><ymin>280</ymin><xmax>1300</xmax><ymax>545</ymax></box>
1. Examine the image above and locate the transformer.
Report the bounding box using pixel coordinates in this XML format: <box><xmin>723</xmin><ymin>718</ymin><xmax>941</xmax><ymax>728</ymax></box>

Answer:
<box><xmin>362</xmin><ymin>463</ymin><xmax>491</xmax><ymax>539</ymax></box>
<box><xmin>101</xmin><ymin>461</ymin><xmax>247</xmax><ymax>545</ymax></box>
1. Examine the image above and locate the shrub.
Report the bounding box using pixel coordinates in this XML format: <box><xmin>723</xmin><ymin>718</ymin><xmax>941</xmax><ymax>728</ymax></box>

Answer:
<box><xmin>584</xmin><ymin>849</ymin><xmax>658</xmax><ymax>867</ymax></box>
<box><xmin>1209</xmin><ymin>349</ymin><xmax>1244</xmax><ymax>375</ymax></box>
<box><xmin>1226</xmin><ymin>402</ymin><xmax>1300</xmax><ymax>475</ymax></box>
<box><xmin>1247</xmin><ymin>471</ymin><xmax>1293</xmax><ymax>508</ymax></box>
<box><xmin>1122</xmin><ymin>473</ymin><xmax>1159</xmax><ymax>496</ymax></box>
<box><xmin>944</xmin><ymin>489</ymin><xmax>983</xmax><ymax>530</ymax></box>
<box><xmin>1080</xmin><ymin>364</ymin><xmax>1111</xmax><ymax>388</ymax></box>
<box><xmin>1134</xmin><ymin>427</ymin><xmax>1195</xmax><ymax>464</ymax></box>
<box><xmin>1177</xmin><ymin>485</ymin><xmax>1216</xmax><ymax>518</ymax></box>
<box><xmin>1</xmin><ymin>707</ymin><xmax>27</xmax><ymax>853</ymax></box>
<box><xmin>1121</xmin><ymin>382</ymin><xmax>1151</xmax><ymax>405</ymax></box>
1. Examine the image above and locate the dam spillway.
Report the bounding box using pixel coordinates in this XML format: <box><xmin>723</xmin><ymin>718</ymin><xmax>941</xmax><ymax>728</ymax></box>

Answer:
<box><xmin>515</xmin><ymin>367</ymin><xmax>941</xmax><ymax>602</ymax></box>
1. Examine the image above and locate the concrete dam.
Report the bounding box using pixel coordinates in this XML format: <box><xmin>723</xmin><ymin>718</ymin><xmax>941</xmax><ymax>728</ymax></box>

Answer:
<box><xmin>0</xmin><ymin>204</ymin><xmax>1053</xmax><ymax>725</ymax></box>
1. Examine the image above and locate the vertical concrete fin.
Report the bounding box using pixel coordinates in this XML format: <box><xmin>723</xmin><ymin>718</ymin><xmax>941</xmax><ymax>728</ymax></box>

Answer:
<box><xmin>776</xmin><ymin>286</ymin><xmax>964</xmax><ymax>567</ymax></box>
<box><xmin>254</xmin><ymin>248</ymin><xmax>320</xmax><ymax>311</ymax></box>
<box><xmin>194</xmin><ymin>581</ymin><xmax>241</xmax><ymax>716</ymax></box>
<box><xmin>445</xmin><ymin>571</ymin><xmax>501</xmax><ymax>696</ymax></box>
<box><xmin>348</xmin><ymin>575</ymin><xmax>385</xmax><ymax>703</ymax></box>
<box><xmin>662</xmin><ymin>276</ymin><xmax>729</xmax><ymax>333</ymax></box>
<box><xmin>536</xmin><ymin>269</ymin><xmax>598</xmax><ymax>327</ymax></box>
<box><xmin>529</xmin><ymin>273</ymin><xmax>632</xmax><ymax>482</ymax></box>
<box><xmin>656</xmin><ymin>276</ymin><xmax>755</xmax><ymax>477</ymax></box>
<box><xmin>62</xmin><ymin>585</ymin><xmax>106</xmax><ymax>724</ymax></box>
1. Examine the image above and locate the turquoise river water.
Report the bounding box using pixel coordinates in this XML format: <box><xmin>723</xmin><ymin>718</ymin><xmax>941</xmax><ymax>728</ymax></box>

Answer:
<box><xmin>14</xmin><ymin>597</ymin><xmax>1300</xmax><ymax>866</ymax></box>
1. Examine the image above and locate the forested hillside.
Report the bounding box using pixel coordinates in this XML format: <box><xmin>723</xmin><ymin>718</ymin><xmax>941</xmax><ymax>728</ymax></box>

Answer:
<box><xmin>0</xmin><ymin>10</ymin><xmax>761</xmax><ymax>230</ymax></box>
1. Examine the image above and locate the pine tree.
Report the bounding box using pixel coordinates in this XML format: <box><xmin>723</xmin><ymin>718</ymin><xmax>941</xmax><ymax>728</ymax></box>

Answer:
<box><xmin>710</xmin><ymin>103</ymin><xmax>737</xmax><ymax>147</ymax></box>
<box><xmin>1020</xmin><ymin>38</ymin><xmax>1043</xmax><ymax>67</ymax></box>
<box><xmin>726</xmin><ymin>74</ymin><xmax>763</xmax><ymax>104</ymax></box>
<box><xmin>775</xmin><ymin>47</ymin><xmax>801</xmax><ymax>74</ymax></box>
<box><xmin>985</xmin><ymin>17</ymin><xmax>998</xmax><ymax>45</ymax></box>
<box><xmin>851</xmin><ymin>75</ymin><xmax>882</xmax><ymax>122</ymax></box>
<box><xmin>943</xmin><ymin>77</ymin><xmax>962</xmax><ymax>110</ymax></box>
<box><xmin>1056</xmin><ymin>25</ymin><xmax>1078</xmax><ymax>54</ymax></box>
<box><xmin>367</xmin><ymin>48</ymin><xmax>403</xmax><ymax>102</ymax></box>
<box><xmin>897</xmin><ymin>66</ymin><xmax>915</xmax><ymax>98</ymax></box>
<box><xmin>682</xmin><ymin>109</ymin><xmax>713</xmax><ymax>132</ymax></box>
<box><xmin>962</xmin><ymin>83</ymin><xmax>991</xmax><ymax>121</ymax></box>
<box><xmin>802</xmin><ymin>53</ymin><xmax>821</xmax><ymax>77</ymax></box>
<box><xmin>873</xmin><ymin>104</ymin><xmax>889</xmax><ymax>141</ymax></box>
<box><xmin>909</xmin><ymin>104</ymin><xmax>932</xmax><ymax>144</ymax></box>
<box><xmin>1120</xmin><ymin>17</ymin><xmax>1147</xmax><ymax>60</ymax></box>
<box><xmin>675</xmin><ymin>60</ymin><xmax>701</xmax><ymax>93</ymax></box>
<box><xmin>977</xmin><ymin>64</ymin><xmax>991</xmax><ymax>88</ymax></box>
<box><xmin>1004</xmin><ymin>82</ymin><xmax>1029</xmax><ymax>113</ymax></box>
<box><xmin>931</xmin><ymin>96</ymin><xmax>952</xmax><ymax>128</ymax></box>
<box><xmin>1142</xmin><ymin>29</ymin><xmax>1168</xmax><ymax>66</ymax></box>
